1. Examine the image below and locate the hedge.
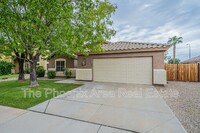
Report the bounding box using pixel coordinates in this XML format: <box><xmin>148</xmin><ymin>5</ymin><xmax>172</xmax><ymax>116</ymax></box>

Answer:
<box><xmin>0</xmin><ymin>61</ymin><xmax>15</xmax><ymax>76</ymax></box>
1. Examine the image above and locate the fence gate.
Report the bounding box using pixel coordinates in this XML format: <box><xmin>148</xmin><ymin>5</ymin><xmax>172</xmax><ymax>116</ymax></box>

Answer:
<box><xmin>165</xmin><ymin>64</ymin><xmax>199</xmax><ymax>82</ymax></box>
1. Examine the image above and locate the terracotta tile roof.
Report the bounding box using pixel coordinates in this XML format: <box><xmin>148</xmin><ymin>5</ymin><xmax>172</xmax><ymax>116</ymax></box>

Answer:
<box><xmin>181</xmin><ymin>55</ymin><xmax>200</xmax><ymax>64</ymax></box>
<box><xmin>102</xmin><ymin>41</ymin><xmax>170</xmax><ymax>51</ymax></box>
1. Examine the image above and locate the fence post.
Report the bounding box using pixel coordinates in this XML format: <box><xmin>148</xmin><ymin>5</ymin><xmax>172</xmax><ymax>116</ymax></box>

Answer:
<box><xmin>177</xmin><ymin>64</ymin><xmax>178</xmax><ymax>81</ymax></box>
<box><xmin>198</xmin><ymin>63</ymin><xmax>200</xmax><ymax>82</ymax></box>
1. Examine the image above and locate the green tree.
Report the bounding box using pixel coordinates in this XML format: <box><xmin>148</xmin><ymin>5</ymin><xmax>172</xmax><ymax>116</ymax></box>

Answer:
<box><xmin>164</xmin><ymin>51</ymin><xmax>171</xmax><ymax>62</ymax></box>
<box><xmin>167</xmin><ymin>36</ymin><xmax>183</xmax><ymax>64</ymax></box>
<box><xmin>168</xmin><ymin>58</ymin><xmax>181</xmax><ymax>64</ymax></box>
<box><xmin>0</xmin><ymin>40</ymin><xmax>26</xmax><ymax>81</ymax></box>
<box><xmin>0</xmin><ymin>0</ymin><xmax>116</xmax><ymax>87</ymax></box>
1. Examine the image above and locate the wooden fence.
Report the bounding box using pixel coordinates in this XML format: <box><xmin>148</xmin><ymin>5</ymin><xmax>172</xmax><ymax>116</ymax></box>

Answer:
<box><xmin>165</xmin><ymin>64</ymin><xmax>199</xmax><ymax>82</ymax></box>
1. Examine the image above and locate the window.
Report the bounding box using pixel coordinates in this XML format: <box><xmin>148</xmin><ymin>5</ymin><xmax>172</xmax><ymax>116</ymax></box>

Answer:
<box><xmin>56</xmin><ymin>61</ymin><xmax>65</xmax><ymax>71</ymax></box>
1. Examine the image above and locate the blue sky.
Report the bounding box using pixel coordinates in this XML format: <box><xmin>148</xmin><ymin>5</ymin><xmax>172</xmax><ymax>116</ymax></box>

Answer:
<box><xmin>109</xmin><ymin>0</ymin><xmax>200</xmax><ymax>61</ymax></box>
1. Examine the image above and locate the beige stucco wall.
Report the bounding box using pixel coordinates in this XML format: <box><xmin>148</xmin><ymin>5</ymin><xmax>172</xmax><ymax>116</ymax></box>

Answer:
<box><xmin>77</xmin><ymin>51</ymin><xmax>165</xmax><ymax>69</ymax></box>
<box><xmin>76</xmin><ymin>69</ymin><xmax>92</xmax><ymax>81</ymax></box>
<box><xmin>14</xmin><ymin>60</ymin><xmax>19</xmax><ymax>73</ymax></box>
<box><xmin>153</xmin><ymin>69</ymin><xmax>167</xmax><ymax>85</ymax></box>
<box><xmin>38</xmin><ymin>58</ymin><xmax>48</xmax><ymax>70</ymax></box>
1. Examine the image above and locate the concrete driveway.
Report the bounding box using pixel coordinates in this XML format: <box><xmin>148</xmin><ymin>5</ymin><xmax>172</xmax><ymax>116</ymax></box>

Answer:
<box><xmin>0</xmin><ymin>81</ymin><xmax>187</xmax><ymax>133</ymax></box>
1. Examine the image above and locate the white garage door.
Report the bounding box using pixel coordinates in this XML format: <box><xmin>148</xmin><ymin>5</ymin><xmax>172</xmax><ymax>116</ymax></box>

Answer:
<box><xmin>93</xmin><ymin>57</ymin><xmax>152</xmax><ymax>84</ymax></box>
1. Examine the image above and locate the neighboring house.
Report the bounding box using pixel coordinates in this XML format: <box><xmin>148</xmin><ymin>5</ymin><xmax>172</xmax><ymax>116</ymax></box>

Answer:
<box><xmin>14</xmin><ymin>56</ymin><xmax>49</xmax><ymax>73</ymax></box>
<box><xmin>181</xmin><ymin>55</ymin><xmax>200</xmax><ymax>64</ymax></box>
<box><xmin>0</xmin><ymin>55</ymin><xmax>48</xmax><ymax>73</ymax></box>
<box><xmin>48</xmin><ymin>41</ymin><xmax>170</xmax><ymax>85</ymax></box>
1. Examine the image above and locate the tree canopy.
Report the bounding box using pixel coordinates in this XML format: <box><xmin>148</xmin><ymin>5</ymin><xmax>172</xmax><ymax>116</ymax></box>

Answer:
<box><xmin>0</xmin><ymin>0</ymin><xmax>116</xmax><ymax>57</ymax></box>
<box><xmin>168</xmin><ymin>58</ymin><xmax>181</xmax><ymax>64</ymax></box>
<box><xmin>0</xmin><ymin>0</ymin><xmax>116</xmax><ymax>86</ymax></box>
<box><xmin>168</xmin><ymin>36</ymin><xmax>183</xmax><ymax>46</ymax></box>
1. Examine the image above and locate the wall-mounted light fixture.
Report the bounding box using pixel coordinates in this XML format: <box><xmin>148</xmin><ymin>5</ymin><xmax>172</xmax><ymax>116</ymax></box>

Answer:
<box><xmin>81</xmin><ymin>58</ymin><xmax>86</xmax><ymax>66</ymax></box>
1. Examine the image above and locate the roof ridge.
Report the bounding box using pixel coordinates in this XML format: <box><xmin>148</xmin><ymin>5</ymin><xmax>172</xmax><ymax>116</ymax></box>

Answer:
<box><xmin>101</xmin><ymin>41</ymin><xmax>170</xmax><ymax>52</ymax></box>
<box><xmin>112</xmin><ymin>41</ymin><xmax>168</xmax><ymax>45</ymax></box>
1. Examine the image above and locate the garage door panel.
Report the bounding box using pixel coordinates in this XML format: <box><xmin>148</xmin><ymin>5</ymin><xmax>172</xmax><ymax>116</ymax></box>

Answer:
<box><xmin>94</xmin><ymin>59</ymin><xmax>127</xmax><ymax>83</ymax></box>
<box><xmin>93</xmin><ymin>57</ymin><xmax>152</xmax><ymax>84</ymax></box>
<box><xmin>126</xmin><ymin>58</ymin><xmax>152</xmax><ymax>84</ymax></box>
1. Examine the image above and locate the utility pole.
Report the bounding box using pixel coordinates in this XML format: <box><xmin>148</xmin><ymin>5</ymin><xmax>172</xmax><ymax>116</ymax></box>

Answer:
<box><xmin>186</xmin><ymin>44</ymin><xmax>191</xmax><ymax>59</ymax></box>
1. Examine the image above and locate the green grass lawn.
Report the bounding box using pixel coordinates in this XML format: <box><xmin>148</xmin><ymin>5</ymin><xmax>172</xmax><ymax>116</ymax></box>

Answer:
<box><xmin>0</xmin><ymin>80</ymin><xmax>81</xmax><ymax>109</ymax></box>
<box><xmin>0</xmin><ymin>74</ymin><xmax>18</xmax><ymax>79</ymax></box>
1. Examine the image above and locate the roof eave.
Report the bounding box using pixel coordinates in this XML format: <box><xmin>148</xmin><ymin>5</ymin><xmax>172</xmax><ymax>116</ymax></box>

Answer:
<box><xmin>78</xmin><ymin>47</ymin><xmax>169</xmax><ymax>55</ymax></box>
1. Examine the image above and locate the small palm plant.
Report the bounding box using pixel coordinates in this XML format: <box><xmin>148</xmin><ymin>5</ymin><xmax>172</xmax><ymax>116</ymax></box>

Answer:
<box><xmin>168</xmin><ymin>36</ymin><xmax>183</xmax><ymax>64</ymax></box>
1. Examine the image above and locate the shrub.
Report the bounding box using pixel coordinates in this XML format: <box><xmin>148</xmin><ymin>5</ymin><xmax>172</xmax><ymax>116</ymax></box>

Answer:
<box><xmin>47</xmin><ymin>70</ymin><xmax>56</xmax><ymax>79</ymax></box>
<box><xmin>168</xmin><ymin>58</ymin><xmax>181</xmax><ymax>64</ymax></box>
<box><xmin>36</xmin><ymin>66</ymin><xmax>46</xmax><ymax>77</ymax></box>
<box><xmin>64</xmin><ymin>68</ymin><xmax>72</xmax><ymax>78</ymax></box>
<box><xmin>0</xmin><ymin>61</ymin><xmax>15</xmax><ymax>75</ymax></box>
<box><xmin>24</xmin><ymin>68</ymin><xmax>30</xmax><ymax>74</ymax></box>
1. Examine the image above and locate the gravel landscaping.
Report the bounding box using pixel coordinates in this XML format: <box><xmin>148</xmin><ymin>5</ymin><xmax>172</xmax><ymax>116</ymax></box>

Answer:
<box><xmin>156</xmin><ymin>81</ymin><xmax>200</xmax><ymax>133</ymax></box>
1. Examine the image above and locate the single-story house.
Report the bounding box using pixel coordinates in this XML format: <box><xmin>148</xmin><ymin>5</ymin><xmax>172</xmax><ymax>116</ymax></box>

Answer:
<box><xmin>48</xmin><ymin>41</ymin><xmax>170</xmax><ymax>85</ymax></box>
<box><xmin>181</xmin><ymin>55</ymin><xmax>200</xmax><ymax>64</ymax></box>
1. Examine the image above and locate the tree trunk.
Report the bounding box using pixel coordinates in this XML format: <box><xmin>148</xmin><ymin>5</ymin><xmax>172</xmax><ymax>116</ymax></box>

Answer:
<box><xmin>17</xmin><ymin>58</ymin><xmax>25</xmax><ymax>81</ymax></box>
<box><xmin>15</xmin><ymin>53</ymin><xmax>26</xmax><ymax>81</ymax></box>
<box><xmin>29</xmin><ymin>55</ymin><xmax>39</xmax><ymax>87</ymax></box>
<box><xmin>173</xmin><ymin>44</ymin><xmax>176</xmax><ymax>64</ymax></box>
